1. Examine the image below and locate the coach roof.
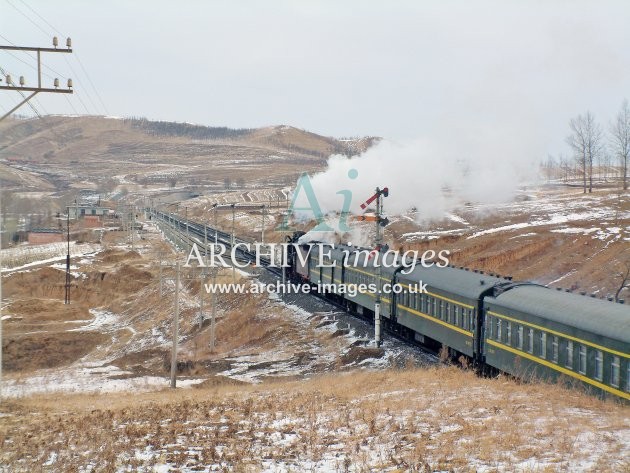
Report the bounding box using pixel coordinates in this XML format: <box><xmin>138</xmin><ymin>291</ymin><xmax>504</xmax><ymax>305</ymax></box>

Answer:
<box><xmin>490</xmin><ymin>284</ymin><xmax>630</xmax><ymax>344</ymax></box>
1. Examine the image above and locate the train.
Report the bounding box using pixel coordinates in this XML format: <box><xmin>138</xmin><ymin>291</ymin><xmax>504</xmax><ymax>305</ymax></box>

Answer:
<box><xmin>286</xmin><ymin>233</ymin><xmax>630</xmax><ymax>402</ymax></box>
<box><xmin>149</xmin><ymin>209</ymin><xmax>630</xmax><ymax>402</ymax></box>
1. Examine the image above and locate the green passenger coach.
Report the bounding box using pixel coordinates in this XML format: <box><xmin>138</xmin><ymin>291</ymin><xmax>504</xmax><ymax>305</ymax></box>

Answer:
<box><xmin>484</xmin><ymin>285</ymin><xmax>630</xmax><ymax>401</ymax></box>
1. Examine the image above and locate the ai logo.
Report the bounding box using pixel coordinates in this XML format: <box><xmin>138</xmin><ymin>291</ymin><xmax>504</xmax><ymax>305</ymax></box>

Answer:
<box><xmin>278</xmin><ymin>168</ymin><xmax>359</xmax><ymax>232</ymax></box>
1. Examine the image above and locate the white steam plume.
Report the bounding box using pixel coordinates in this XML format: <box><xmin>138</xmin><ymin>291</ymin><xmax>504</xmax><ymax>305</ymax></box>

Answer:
<box><xmin>294</xmin><ymin>136</ymin><xmax>539</xmax><ymax>223</ymax></box>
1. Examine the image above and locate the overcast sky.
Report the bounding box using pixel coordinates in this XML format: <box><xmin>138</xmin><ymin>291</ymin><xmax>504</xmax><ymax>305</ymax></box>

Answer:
<box><xmin>1</xmin><ymin>0</ymin><xmax>629</xmax><ymax>159</ymax></box>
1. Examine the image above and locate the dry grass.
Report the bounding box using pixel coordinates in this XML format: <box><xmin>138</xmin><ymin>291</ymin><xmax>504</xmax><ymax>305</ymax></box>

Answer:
<box><xmin>1</xmin><ymin>367</ymin><xmax>628</xmax><ymax>472</ymax></box>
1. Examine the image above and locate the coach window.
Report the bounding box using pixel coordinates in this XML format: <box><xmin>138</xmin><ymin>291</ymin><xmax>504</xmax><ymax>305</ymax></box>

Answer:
<box><xmin>527</xmin><ymin>328</ymin><xmax>534</xmax><ymax>353</ymax></box>
<box><xmin>540</xmin><ymin>332</ymin><xmax>547</xmax><ymax>359</ymax></box>
<box><xmin>579</xmin><ymin>345</ymin><xmax>587</xmax><ymax>374</ymax></box>
<box><xmin>611</xmin><ymin>356</ymin><xmax>620</xmax><ymax>388</ymax></box>
<box><xmin>552</xmin><ymin>336</ymin><xmax>559</xmax><ymax>363</ymax></box>
<box><xmin>517</xmin><ymin>326</ymin><xmax>523</xmax><ymax>350</ymax></box>
<box><xmin>496</xmin><ymin>319</ymin><xmax>502</xmax><ymax>341</ymax></box>
<box><xmin>595</xmin><ymin>350</ymin><xmax>603</xmax><ymax>381</ymax></box>
<box><xmin>566</xmin><ymin>341</ymin><xmax>573</xmax><ymax>369</ymax></box>
<box><xmin>445</xmin><ymin>303</ymin><xmax>451</xmax><ymax>323</ymax></box>
<box><xmin>627</xmin><ymin>364</ymin><xmax>630</xmax><ymax>393</ymax></box>
<box><xmin>506</xmin><ymin>322</ymin><xmax>512</xmax><ymax>346</ymax></box>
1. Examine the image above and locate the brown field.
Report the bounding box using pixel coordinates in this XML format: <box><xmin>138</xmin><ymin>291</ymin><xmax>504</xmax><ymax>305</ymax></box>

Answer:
<box><xmin>1</xmin><ymin>367</ymin><xmax>628</xmax><ymax>471</ymax></box>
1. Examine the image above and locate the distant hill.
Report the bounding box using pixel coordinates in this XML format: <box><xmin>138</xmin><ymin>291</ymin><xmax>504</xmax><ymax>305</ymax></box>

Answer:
<box><xmin>0</xmin><ymin>116</ymin><xmax>378</xmax><ymax>192</ymax></box>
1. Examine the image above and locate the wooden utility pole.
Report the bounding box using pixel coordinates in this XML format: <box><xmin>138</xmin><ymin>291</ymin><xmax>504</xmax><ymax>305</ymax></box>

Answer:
<box><xmin>0</xmin><ymin>39</ymin><xmax>74</xmax><ymax>122</ymax></box>
<box><xmin>199</xmin><ymin>274</ymin><xmax>204</xmax><ymax>330</ymax></box>
<box><xmin>231</xmin><ymin>203</ymin><xmax>236</xmax><ymax>283</ymax></box>
<box><xmin>170</xmin><ymin>262</ymin><xmax>180</xmax><ymax>388</ymax></box>
<box><xmin>131</xmin><ymin>204</ymin><xmax>135</xmax><ymax>251</ymax></box>
<box><xmin>210</xmin><ymin>266</ymin><xmax>217</xmax><ymax>351</ymax></box>
<box><xmin>210</xmin><ymin>205</ymin><xmax>218</xmax><ymax>351</ymax></box>
<box><xmin>159</xmin><ymin>252</ymin><xmax>163</xmax><ymax>297</ymax></box>
<box><xmin>65</xmin><ymin>206</ymin><xmax>71</xmax><ymax>304</ymax></box>
<box><xmin>0</xmin><ymin>39</ymin><xmax>75</xmax><ymax>399</ymax></box>
<box><xmin>261</xmin><ymin>204</ymin><xmax>266</xmax><ymax>244</ymax></box>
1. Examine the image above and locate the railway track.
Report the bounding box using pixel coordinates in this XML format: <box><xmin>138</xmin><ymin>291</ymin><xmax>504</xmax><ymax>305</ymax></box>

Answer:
<box><xmin>149</xmin><ymin>208</ymin><xmax>440</xmax><ymax>356</ymax></box>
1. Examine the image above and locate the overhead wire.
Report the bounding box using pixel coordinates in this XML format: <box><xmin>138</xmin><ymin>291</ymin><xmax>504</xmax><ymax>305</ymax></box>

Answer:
<box><xmin>15</xmin><ymin>0</ymin><xmax>64</xmax><ymax>37</ymax></box>
<box><xmin>1</xmin><ymin>65</ymin><xmax>69</xmax><ymax>146</ymax></box>
<box><xmin>74</xmin><ymin>54</ymin><xmax>108</xmax><ymax>115</ymax></box>
<box><xmin>1</xmin><ymin>1</ymin><xmax>102</xmax><ymax>116</ymax></box>
<box><xmin>62</xmin><ymin>55</ymin><xmax>100</xmax><ymax>114</ymax></box>
<box><xmin>4</xmin><ymin>0</ymin><xmax>50</xmax><ymax>38</ymax></box>
<box><xmin>10</xmin><ymin>0</ymin><xmax>107</xmax><ymax>115</ymax></box>
<box><xmin>0</xmin><ymin>65</ymin><xmax>43</xmax><ymax>118</ymax></box>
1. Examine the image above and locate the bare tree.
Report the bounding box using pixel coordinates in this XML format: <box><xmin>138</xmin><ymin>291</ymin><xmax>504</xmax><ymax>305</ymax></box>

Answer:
<box><xmin>558</xmin><ymin>153</ymin><xmax>571</xmax><ymax>183</ymax></box>
<box><xmin>614</xmin><ymin>260</ymin><xmax>630</xmax><ymax>302</ymax></box>
<box><xmin>541</xmin><ymin>155</ymin><xmax>556</xmax><ymax>182</ymax></box>
<box><xmin>566</xmin><ymin>111</ymin><xmax>604</xmax><ymax>193</ymax></box>
<box><xmin>610</xmin><ymin>99</ymin><xmax>630</xmax><ymax>190</ymax></box>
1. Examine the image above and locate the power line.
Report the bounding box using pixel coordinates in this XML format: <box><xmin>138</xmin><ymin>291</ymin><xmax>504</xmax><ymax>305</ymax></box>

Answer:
<box><xmin>0</xmin><ymin>43</ymin><xmax>73</xmax><ymax>123</ymax></box>
<box><xmin>16</xmin><ymin>0</ymin><xmax>64</xmax><ymax>37</ymax></box>
<box><xmin>4</xmin><ymin>0</ymin><xmax>50</xmax><ymax>39</ymax></box>
<box><xmin>1</xmin><ymin>49</ymin><xmax>51</xmax><ymax>78</ymax></box>
<box><xmin>62</xmin><ymin>56</ymin><xmax>100</xmax><ymax>114</ymax></box>
<box><xmin>0</xmin><ymin>35</ymin><xmax>89</xmax><ymax>116</ymax></box>
<box><xmin>0</xmin><ymin>5</ymin><xmax>92</xmax><ymax>116</ymax></box>
<box><xmin>64</xmin><ymin>94</ymin><xmax>79</xmax><ymax>115</ymax></box>
<box><xmin>4</xmin><ymin>0</ymin><xmax>107</xmax><ymax>116</ymax></box>
<box><xmin>2</xmin><ymin>54</ymin><xmax>84</xmax><ymax>116</ymax></box>
<box><xmin>72</xmin><ymin>89</ymin><xmax>91</xmax><ymax>115</ymax></box>
<box><xmin>31</xmin><ymin>96</ymin><xmax>50</xmax><ymax>116</ymax></box>
<box><xmin>0</xmin><ymin>65</ymin><xmax>42</xmax><ymax>118</ymax></box>
<box><xmin>0</xmin><ymin>33</ymin><xmax>65</xmax><ymax>82</ymax></box>
<box><xmin>75</xmin><ymin>54</ymin><xmax>108</xmax><ymax>115</ymax></box>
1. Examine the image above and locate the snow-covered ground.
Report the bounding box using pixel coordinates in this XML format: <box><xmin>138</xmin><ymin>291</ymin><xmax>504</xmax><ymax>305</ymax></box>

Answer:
<box><xmin>401</xmin><ymin>188</ymin><xmax>630</xmax><ymax>243</ymax></box>
<box><xmin>0</xmin><ymin>242</ymin><xmax>101</xmax><ymax>273</ymax></box>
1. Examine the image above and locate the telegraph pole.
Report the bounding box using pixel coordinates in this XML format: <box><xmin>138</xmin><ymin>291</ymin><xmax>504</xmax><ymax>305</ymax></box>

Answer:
<box><xmin>0</xmin><ymin>39</ymin><xmax>74</xmax><ymax>398</ymax></box>
<box><xmin>159</xmin><ymin>252</ymin><xmax>163</xmax><ymax>297</ymax></box>
<box><xmin>0</xmin><ymin>38</ymin><xmax>74</xmax><ymax>122</ymax></box>
<box><xmin>0</xmin><ymin>197</ymin><xmax>2</xmax><ymax>399</ymax></box>
<box><xmin>231</xmin><ymin>203</ymin><xmax>236</xmax><ymax>282</ymax></box>
<box><xmin>65</xmin><ymin>204</ymin><xmax>71</xmax><ymax>304</ymax></box>
<box><xmin>199</xmin><ymin>274</ymin><xmax>204</xmax><ymax>330</ymax></box>
<box><xmin>170</xmin><ymin>262</ymin><xmax>180</xmax><ymax>388</ymax></box>
<box><xmin>261</xmin><ymin>204</ymin><xmax>266</xmax><ymax>244</ymax></box>
<box><xmin>210</xmin><ymin>203</ymin><xmax>218</xmax><ymax>351</ymax></box>
<box><xmin>210</xmin><ymin>266</ymin><xmax>217</xmax><ymax>351</ymax></box>
<box><xmin>131</xmin><ymin>204</ymin><xmax>135</xmax><ymax>251</ymax></box>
